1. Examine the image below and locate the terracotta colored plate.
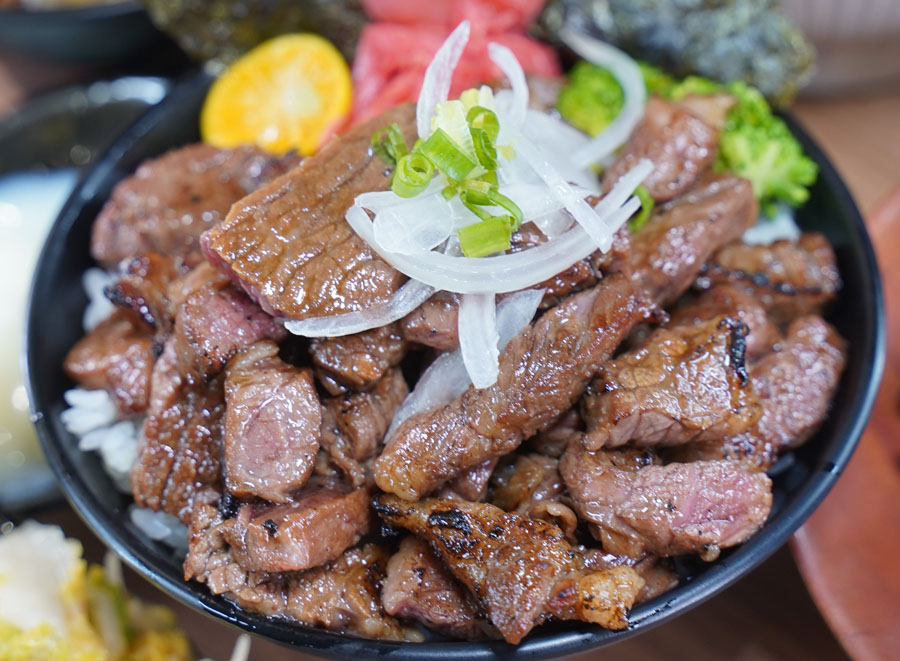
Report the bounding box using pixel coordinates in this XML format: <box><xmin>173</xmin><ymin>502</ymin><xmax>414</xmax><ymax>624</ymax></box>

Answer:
<box><xmin>793</xmin><ymin>185</ymin><xmax>900</xmax><ymax>660</ymax></box>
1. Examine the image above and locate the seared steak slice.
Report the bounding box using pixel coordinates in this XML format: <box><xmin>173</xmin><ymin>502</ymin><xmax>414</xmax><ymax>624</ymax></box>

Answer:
<box><xmin>319</xmin><ymin>368</ymin><xmax>408</xmax><ymax>487</ymax></box>
<box><xmin>528</xmin><ymin>408</ymin><xmax>583</xmax><ymax>458</ymax></box>
<box><xmin>698</xmin><ymin>233</ymin><xmax>841</xmax><ymax>323</ymax></box>
<box><xmin>223</xmin><ymin>480</ymin><xmax>370</xmax><ymax>573</ymax></box>
<box><xmin>629</xmin><ymin>173</ymin><xmax>758</xmax><ymax>306</ymax></box>
<box><xmin>383</xmin><ymin>537</ymin><xmax>495</xmax><ymax>639</ymax></box>
<box><xmin>311</xmin><ymin>323</ymin><xmax>407</xmax><ymax>391</ymax></box>
<box><xmin>201</xmin><ymin>104</ymin><xmax>416</xmax><ymax>321</ymax></box>
<box><xmin>582</xmin><ymin>550</ymin><xmax>679</xmax><ymax>604</ymax></box>
<box><xmin>132</xmin><ymin>264</ymin><xmax>285</xmax><ymax>521</ymax></box>
<box><xmin>374</xmin><ymin>494</ymin><xmax>645</xmax><ymax>644</ymax></box>
<box><xmin>105</xmin><ymin>252</ymin><xmax>184</xmax><ymax>333</ymax></box>
<box><xmin>439</xmin><ymin>458</ymin><xmax>498</xmax><ymax>502</ymax></box>
<box><xmin>672</xmin><ymin>315</ymin><xmax>846</xmax><ymax>470</ymax></box>
<box><xmin>561</xmin><ymin>441</ymin><xmax>772</xmax><ymax>559</ymax></box>
<box><xmin>510</xmin><ymin>222</ymin><xmax>598</xmax><ymax>306</ymax></box>
<box><xmin>132</xmin><ymin>337</ymin><xmax>226</xmax><ymax>521</ymax></box>
<box><xmin>224</xmin><ymin>341</ymin><xmax>321</xmax><ymax>502</ymax></box>
<box><xmin>669</xmin><ymin>283</ymin><xmax>780</xmax><ymax>360</ymax></box>
<box><xmin>375</xmin><ymin>273</ymin><xmax>650</xmax><ymax>501</ymax></box>
<box><xmin>63</xmin><ymin>309</ymin><xmax>156</xmax><ymax>416</ymax></box>
<box><xmin>92</xmin><ymin>143</ymin><xmax>300</xmax><ymax>268</ymax></box>
<box><xmin>491</xmin><ymin>453</ymin><xmax>577</xmax><ymax>538</ymax></box>
<box><xmin>401</xmin><ymin>291</ymin><xmax>461</xmax><ymax>351</ymax></box>
<box><xmin>581</xmin><ymin>315</ymin><xmax>760</xmax><ymax>450</ymax></box>
<box><xmin>603</xmin><ymin>97</ymin><xmax>722</xmax><ymax>202</ymax></box>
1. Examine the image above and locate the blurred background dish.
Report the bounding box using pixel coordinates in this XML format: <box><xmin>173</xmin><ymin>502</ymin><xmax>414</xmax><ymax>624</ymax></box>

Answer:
<box><xmin>0</xmin><ymin>1</ymin><xmax>162</xmax><ymax>63</ymax></box>
<box><xmin>0</xmin><ymin>76</ymin><xmax>168</xmax><ymax>512</ymax></box>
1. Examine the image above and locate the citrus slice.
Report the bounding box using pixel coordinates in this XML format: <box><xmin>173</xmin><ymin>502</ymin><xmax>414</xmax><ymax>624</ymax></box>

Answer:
<box><xmin>201</xmin><ymin>33</ymin><xmax>352</xmax><ymax>156</ymax></box>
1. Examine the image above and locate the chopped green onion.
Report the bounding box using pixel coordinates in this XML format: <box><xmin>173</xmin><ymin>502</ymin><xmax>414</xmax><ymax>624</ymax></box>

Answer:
<box><xmin>466</xmin><ymin>106</ymin><xmax>500</xmax><ymax>143</ymax></box>
<box><xmin>392</xmin><ymin>152</ymin><xmax>434</xmax><ymax>198</ymax></box>
<box><xmin>441</xmin><ymin>184</ymin><xmax>458</xmax><ymax>200</ymax></box>
<box><xmin>486</xmin><ymin>190</ymin><xmax>523</xmax><ymax>230</ymax></box>
<box><xmin>458</xmin><ymin>217</ymin><xmax>513</xmax><ymax>257</ymax></box>
<box><xmin>371</xmin><ymin>122</ymin><xmax>408</xmax><ymax>168</ymax></box>
<box><xmin>628</xmin><ymin>184</ymin><xmax>655</xmax><ymax>232</ymax></box>
<box><xmin>471</xmin><ymin>128</ymin><xmax>498</xmax><ymax>170</ymax></box>
<box><xmin>421</xmin><ymin>128</ymin><xmax>477</xmax><ymax>183</ymax></box>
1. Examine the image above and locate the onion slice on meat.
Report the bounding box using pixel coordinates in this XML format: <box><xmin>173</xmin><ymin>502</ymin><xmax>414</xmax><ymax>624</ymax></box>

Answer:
<box><xmin>489</xmin><ymin>43</ymin><xmax>528</xmax><ymax>138</ymax></box>
<box><xmin>283</xmin><ymin>278</ymin><xmax>435</xmax><ymax>337</ymax></box>
<box><xmin>386</xmin><ymin>288</ymin><xmax>545</xmax><ymax>438</ymax></box>
<box><xmin>458</xmin><ymin>292</ymin><xmax>499</xmax><ymax>389</ymax></box>
<box><xmin>561</xmin><ymin>28</ymin><xmax>647</xmax><ymax>169</ymax></box>
<box><xmin>417</xmin><ymin>20</ymin><xmax>471</xmax><ymax>139</ymax></box>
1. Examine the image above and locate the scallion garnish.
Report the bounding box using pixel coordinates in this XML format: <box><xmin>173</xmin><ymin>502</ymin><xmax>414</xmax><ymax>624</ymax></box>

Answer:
<box><xmin>392</xmin><ymin>151</ymin><xmax>435</xmax><ymax>198</ymax></box>
<box><xmin>421</xmin><ymin>128</ymin><xmax>477</xmax><ymax>183</ymax></box>
<box><xmin>458</xmin><ymin>216</ymin><xmax>513</xmax><ymax>257</ymax></box>
<box><xmin>371</xmin><ymin>123</ymin><xmax>408</xmax><ymax>167</ymax></box>
<box><xmin>628</xmin><ymin>184</ymin><xmax>655</xmax><ymax>232</ymax></box>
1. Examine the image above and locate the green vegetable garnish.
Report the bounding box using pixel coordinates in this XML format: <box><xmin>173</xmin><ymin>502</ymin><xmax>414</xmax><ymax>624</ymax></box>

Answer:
<box><xmin>373</xmin><ymin>89</ymin><xmax>526</xmax><ymax>258</ymax></box>
<box><xmin>557</xmin><ymin>61</ymin><xmax>818</xmax><ymax>217</ymax></box>
<box><xmin>628</xmin><ymin>184</ymin><xmax>655</xmax><ymax>233</ymax></box>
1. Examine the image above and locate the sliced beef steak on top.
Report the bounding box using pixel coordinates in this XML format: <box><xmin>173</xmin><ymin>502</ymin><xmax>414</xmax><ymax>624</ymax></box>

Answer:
<box><xmin>581</xmin><ymin>315</ymin><xmax>760</xmax><ymax>450</ymax></box>
<box><xmin>561</xmin><ymin>441</ymin><xmax>772</xmax><ymax>559</ymax></box>
<box><xmin>698</xmin><ymin>232</ymin><xmax>841</xmax><ymax>323</ymax></box>
<box><xmin>223</xmin><ymin>480</ymin><xmax>371</xmax><ymax>573</ymax></box>
<box><xmin>92</xmin><ymin>143</ymin><xmax>300</xmax><ymax>268</ymax></box>
<box><xmin>201</xmin><ymin>104</ymin><xmax>417</xmax><ymax>321</ymax></box>
<box><xmin>375</xmin><ymin>494</ymin><xmax>645</xmax><ymax>644</ymax></box>
<box><xmin>310</xmin><ymin>322</ymin><xmax>407</xmax><ymax>392</ymax></box>
<box><xmin>63</xmin><ymin>309</ymin><xmax>156</xmax><ymax>416</ymax></box>
<box><xmin>383</xmin><ymin>536</ymin><xmax>495</xmax><ymax>640</ymax></box>
<box><xmin>105</xmin><ymin>251</ymin><xmax>185</xmax><ymax>333</ymax></box>
<box><xmin>224</xmin><ymin>341</ymin><xmax>321</xmax><ymax>503</ymax></box>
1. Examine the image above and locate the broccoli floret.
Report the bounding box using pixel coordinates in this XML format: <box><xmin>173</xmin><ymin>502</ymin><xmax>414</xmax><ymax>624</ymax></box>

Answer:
<box><xmin>557</xmin><ymin>61</ymin><xmax>817</xmax><ymax>215</ymax></box>
<box><xmin>556</xmin><ymin>60</ymin><xmax>624</xmax><ymax>137</ymax></box>
<box><xmin>717</xmin><ymin>81</ymin><xmax>817</xmax><ymax>215</ymax></box>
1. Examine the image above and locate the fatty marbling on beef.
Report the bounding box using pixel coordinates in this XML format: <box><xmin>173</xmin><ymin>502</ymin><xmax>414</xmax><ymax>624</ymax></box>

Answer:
<box><xmin>318</xmin><ymin>368</ymin><xmax>408</xmax><ymax>487</ymax></box>
<box><xmin>184</xmin><ymin>489</ymin><xmax>419</xmax><ymax>641</ymax></box>
<box><xmin>64</xmin><ymin>310</ymin><xmax>157</xmax><ymax>416</ymax></box>
<box><xmin>310</xmin><ymin>323</ymin><xmax>407</xmax><ymax>392</ymax></box>
<box><xmin>92</xmin><ymin>143</ymin><xmax>300</xmax><ymax>269</ymax></box>
<box><xmin>375</xmin><ymin>173</ymin><xmax>757</xmax><ymax>501</ymax></box>
<box><xmin>672</xmin><ymin>315</ymin><xmax>846</xmax><ymax>470</ymax></box>
<box><xmin>581</xmin><ymin>315</ymin><xmax>760</xmax><ymax>450</ymax></box>
<box><xmin>223</xmin><ymin>341</ymin><xmax>321</xmax><ymax>503</ymax></box>
<box><xmin>603</xmin><ymin>96</ymin><xmax>729</xmax><ymax>202</ymax></box>
<box><xmin>375</xmin><ymin>495</ymin><xmax>645</xmax><ymax>644</ymax></box>
<box><xmin>222</xmin><ymin>479</ymin><xmax>370</xmax><ymax>573</ymax></box>
<box><xmin>698</xmin><ymin>232</ymin><xmax>840</xmax><ymax>323</ymax></box>
<box><xmin>560</xmin><ymin>442</ymin><xmax>772</xmax><ymax>559</ymax></box>
<box><xmin>383</xmin><ymin>536</ymin><xmax>496</xmax><ymax>639</ymax></box>
<box><xmin>201</xmin><ymin>104</ymin><xmax>417</xmax><ymax>321</ymax></box>
<box><xmin>131</xmin><ymin>264</ymin><xmax>285</xmax><ymax>522</ymax></box>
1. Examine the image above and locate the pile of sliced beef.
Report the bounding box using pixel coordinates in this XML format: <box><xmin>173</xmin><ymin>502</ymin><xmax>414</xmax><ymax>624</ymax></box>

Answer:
<box><xmin>63</xmin><ymin>87</ymin><xmax>846</xmax><ymax>645</ymax></box>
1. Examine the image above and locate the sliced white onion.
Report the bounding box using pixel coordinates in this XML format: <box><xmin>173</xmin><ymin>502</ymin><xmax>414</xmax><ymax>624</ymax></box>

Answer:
<box><xmin>521</xmin><ymin>109</ymin><xmax>598</xmax><ymax>192</ymax></box>
<box><xmin>561</xmin><ymin>28</ymin><xmax>647</xmax><ymax>169</ymax></box>
<box><xmin>458</xmin><ymin>292</ymin><xmax>499</xmax><ymax>389</ymax></box>
<box><xmin>489</xmin><ymin>43</ymin><xmax>529</xmax><ymax>138</ymax></box>
<box><xmin>373</xmin><ymin>192</ymin><xmax>457</xmax><ymax>254</ymax></box>
<box><xmin>346</xmin><ymin>179</ymin><xmax>645</xmax><ymax>295</ymax></box>
<box><xmin>513</xmin><ymin>131</ymin><xmax>614</xmax><ymax>251</ymax></box>
<box><xmin>386</xmin><ymin>287</ymin><xmax>545</xmax><ymax>438</ymax></box>
<box><xmin>417</xmin><ymin>20</ymin><xmax>470</xmax><ymax>139</ymax></box>
<box><xmin>593</xmin><ymin>158</ymin><xmax>653</xmax><ymax>220</ymax></box>
<box><xmin>742</xmin><ymin>205</ymin><xmax>801</xmax><ymax>245</ymax></box>
<box><xmin>532</xmin><ymin>208</ymin><xmax>575</xmax><ymax>239</ymax></box>
<box><xmin>284</xmin><ymin>278</ymin><xmax>434</xmax><ymax>337</ymax></box>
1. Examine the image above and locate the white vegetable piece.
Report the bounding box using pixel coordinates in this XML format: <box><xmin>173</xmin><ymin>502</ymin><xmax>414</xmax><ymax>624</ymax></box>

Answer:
<box><xmin>417</xmin><ymin>20</ymin><xmax>471</xmax><ymax>139</ymax></box>
<box><xmin>458</xmin><ymin>292</ymin><xmax>499</xmax><ymax>389</ymax></box>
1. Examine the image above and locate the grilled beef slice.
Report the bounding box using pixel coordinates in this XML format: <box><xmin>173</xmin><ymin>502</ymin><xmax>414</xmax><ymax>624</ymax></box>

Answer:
<box><xmin>375</xmin><ymin>174</ymin><xmax>756</xmax><ymax>501</ymax></box>
<box><xmin>375</xmin><ymin>495</ymin><xmax>645</xmax><ymax>644</ymax></box>
<box><xmin>383</xmin><ymin>536</ymin><xmax>496</xmax><ymax>639</ymax></box>
<box><xmin>581</xmin><ymin>315</ymin><xmax>760</xmax><ymax>451</ymax></box>
<box><xmin>131</xmin><ymin>264</ymin><xmax>285</xmax><ymax>521</ymax></box>
<box><xmin>698</xmin><ymin>232</ymin><xmax>841</xmax><ymax>323</ymax></box>
<box><xmin>201</xmin><ymin>104</ymin><xmax>417</xmax><ymax>321</ymax></box>
<box><xmin>310</xmin><ymin>322</ymin><xmax>407</xmax><ymax>391</ymax></box>
<box><xmin>105</xmin><ymin>251</ymin><xmax>185</xmax><ymax>333</ymax></box>
<box><xmin>92</xmin><ymin>143</ymin><xmax>300</xmax><ymax>268</ymax></box>
<box><xmin>319</xmin><ymin>368</ymin><xmax>408</xmax><ymax>487</ymax></box>
<box><xmin>561</xmin><ymin>441</ymin><xmax>772</xmax><ymax>559</ymax></box>
<box><xmin>603</xmin><ymin>97</ymin><xmax>724</xmax><ymax>202</ymax></box>
<box><xmin>671</xmin><ymin>315</ymin><xmax>846</xmax><ymax>470</ymax></box>
<box><xmin>63</xmin><ymin>309</ymin><xmax>156</xmax><ymax>416</ymax></box>
<box><xmin>223</xmin><ymin>341</ymin><xmax>321</xmax><ymax>503</ymax></box>
<box><xmin>491</xmin><ymin>453</ymin><xmax>577</xmax><ymax>538</ymax></box>
<box><xmin>439</xmin><ymin>458</ymin><xmax>498</xmax><ymax>502</ymax></box>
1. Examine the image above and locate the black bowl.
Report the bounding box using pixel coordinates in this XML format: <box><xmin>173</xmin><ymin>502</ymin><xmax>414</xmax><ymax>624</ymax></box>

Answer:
<box><xmin>0</xmin><ymin>1</ymin><xmax>160</xmax><ymax>62</ymax></box>
<box><xmin>26</xmin><ymin>70</ymin><xmax>885</xmax><ymax>659</ymax></box>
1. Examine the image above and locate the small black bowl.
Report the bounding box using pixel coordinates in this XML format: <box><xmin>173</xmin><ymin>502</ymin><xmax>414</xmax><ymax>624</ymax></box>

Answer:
<box><xmin>0</xmin><ymin>1</ymin><xmax>160</xmax><ymax>62</ymax></box>
<box><xmin>26</xmin><ymin>70</ymin><xmax>885</xmax><ymax>659</ymax></box>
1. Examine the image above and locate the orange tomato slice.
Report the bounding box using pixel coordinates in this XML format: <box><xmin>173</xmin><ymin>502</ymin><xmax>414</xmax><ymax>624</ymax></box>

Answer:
<box><xmin>201</xmin><ymin>33</ymin><xmax>352</xmax><ymax>156</ymax></box>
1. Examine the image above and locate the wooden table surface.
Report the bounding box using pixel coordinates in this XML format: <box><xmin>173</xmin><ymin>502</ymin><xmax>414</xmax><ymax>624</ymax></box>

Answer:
<box><xmin>3</xmin><ymin>50</ymin><xmax>899</xmax><ymax>661</ymax></box>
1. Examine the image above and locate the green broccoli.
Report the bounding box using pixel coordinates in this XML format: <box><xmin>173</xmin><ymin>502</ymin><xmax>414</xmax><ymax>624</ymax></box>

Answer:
<box><xmin>556</xmin><ymin>62</ymin><xmax>817</xmax><ymax>215</ymax></box>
